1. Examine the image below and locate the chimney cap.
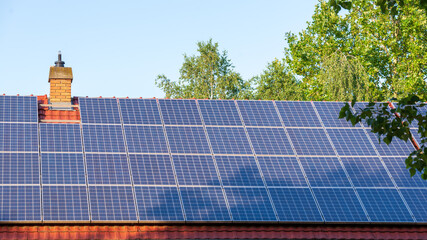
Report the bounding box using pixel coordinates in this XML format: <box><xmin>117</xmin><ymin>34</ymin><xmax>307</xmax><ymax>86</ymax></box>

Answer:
<box><xmin>54</xmin><ymin>51</ymin><xmax>65</xmax><ymax>67</ymax></box>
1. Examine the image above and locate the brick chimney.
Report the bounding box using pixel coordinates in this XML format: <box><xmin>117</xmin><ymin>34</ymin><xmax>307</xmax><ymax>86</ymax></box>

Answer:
<box><xmin>49</xmin><ymin>51</ymin><xmax>73</xmax><ymax>107</ymax></box>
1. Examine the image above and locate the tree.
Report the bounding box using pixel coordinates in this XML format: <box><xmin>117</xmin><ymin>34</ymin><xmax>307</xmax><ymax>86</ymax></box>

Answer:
<box><xmin>156</xmin><ymin>39</ymin><xmax>247</xmax><ymax>99</ymax></box>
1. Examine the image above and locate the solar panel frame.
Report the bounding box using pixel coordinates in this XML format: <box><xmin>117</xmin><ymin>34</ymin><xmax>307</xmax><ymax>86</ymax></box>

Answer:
<box><xmin>129</xmin><ymin>154</ymin><xmax>176</xmax><ymax>185</ymax></box>
<box><xmin>400</xmin><ymin>189</ymin><xmax>427</xmax><ymax>223</ymax></box>
<box><xmin>313</xmin><ymin>101</ymin><xmax>360</xmax><ymax>128</ymax></box>
<box><xmin>236</xmin><ymin>100</ymin><xmax>282</xmax><ymax>127</ymax></box>
<box><xmin>246</xmin><ymin>127</ymin><xmax>295</xmax><ymax>155</ymax></box>
<box><xmin>124</xmin><ymin>125</ymin><xmax>169</xmax><ymax>153</ymax></box>
<box><xmin>299</xmin><ymin>157</ymin><xmax>352</xmax><ymax>187</ymax></box>
<box><xmin>0</xmin><ymin>185</ymin><xmax>41</xmax><ymax>222</ymax></box>
<box><xmin>340</xmin><ymin>157</ymin><xmax>394</xmax><ymax>187</ymax></box>
<box><xmin>41</xmin><ymin>153</ymin><xmax>86</xmax><ymax>185</ymax></box>
<box><xmin>215</xmin><ymin>156</ymin><xmax>264</xmax><ymax>187</ymax></box>
<box><xmin>0</xmin><ymin>95</ymin><xmax>38</xmax><ymax>123</ymax></box>
<box><xmin>166</xmin><ymin>126</ymin><xmax>211</xmax><ymax>154</ymax></box>
<box><xmin>381</xmin><ymin>157</ymin><xmax>427</xmax><ymax>188</ymax></box>
<box><xmin>326</xmin><ymin>129</ymin><xmax>377</xmax><ymax>156</ymax></box>
<box><xmin>0</xmin><ymin>153</ymin><xmax>39</xmax><ymax>184</ymax></box>
<box><xmin>275</xmin><ymin>101</ymin><xmax>322</xmax><ymax>127</ymax></box>
<box><xmin>257</xmin><ymin>156</ymin><xmax>307</xmax><ymax>187</ymax></box>
<box><xmin>40</xmin><ymin>123</ymin><xmax>82</xmax><ymax>153</ymax></box>
<box><xmin>206</xmin><ymin>127</ymin><xmax>253</xmax><ymax>154</ymax></box>
<box><xmin>86</xmin><ymin>154</ymin><xmax>132</xmax><ymax>185</ymax></box>
<box><xmin>82</xmin><ymin>125</ymin><xmax>126</xmax><ymax>153</ymax></box>
<box><xmin>366</xmin><ymin>131</ymin><xmax>415</xmax><ymax>156</ymax></box>
<box><xmin>287</xmin><ymin>129</ymin><xmax>335</xmax><ymax>156</ymax></box>
<box><xmin>198</xmin><ymin>100</ymin><xmax>242</xmax><ymax>126</ymax></box>
<box><xmin>79</xmin><ymin>98</ymin><xmax>122</xmax><ymax>124</ymax></box>
<box><xmin>173</xmin><ymin>155</ymin><xmax>221</xmax><ymax>186</ymax></box>
<box><xmin>119</xmin><ymin>98</ymin><xmax>162</xmax><ymax>125</ymax></box>
<box><xmin>159</xmin><ymin>99</ymin><xmax>203</xmax><ymax>126</ymax></box>
<box><xmin>0</xmin><ymin>123</ymin><xmax>38</xmax><ymax>152</ymax></box>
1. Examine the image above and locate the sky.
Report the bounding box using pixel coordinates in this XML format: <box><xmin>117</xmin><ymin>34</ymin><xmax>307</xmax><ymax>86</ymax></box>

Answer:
<box><xmin>0</xmin><ymin>1</ymin><xmax>318</xmax><ymax>98</ymax></box>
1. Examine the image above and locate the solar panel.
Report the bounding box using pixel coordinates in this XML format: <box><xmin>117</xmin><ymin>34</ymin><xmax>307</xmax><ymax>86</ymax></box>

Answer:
<box><xmin>237</xmin><ymin>101</ymin><xmax>282</xmax><ymax>126</ymax></box>
<box><xmin>79</xmin><ymin>98</ymin><xmax>121</xmax><ymax>124</ymax></box>
<box><xmin>0</xmin><ymin>186</ymin><xmax>41</xmax><ymax>221</ymax></box>
<box><xmin>159</xmin><ymin>99</ymin><xmax>202</xmax><ymax>125</ymax></box>
<box><xmin>129</xmin><ymin>154</ymin><xmax>175</xmax><ymax>185</ymax></box>
<box><xmin>180</xmin><ymin>187</ymin><xmax>230</xmax><ymax>221</ymax></box>
<box><xmin>327</xmin><ymin>129</ymin><xmax>377</xmax><ymax>156</ymax></box>
<box><xmin>173</xmin><ymin>155</ymin><xmax>220</xmax><ymax>186</ymax></box>
<box><xmin>275</xmin><ymin>101</ymin><xmax>321</xmax><ymax>127</ymax></box>
<box><xmin>257</xmin><ymin>156</ymin><xmax>307</xmax><ymax>187</ymax></box>
<box><xmin>366</xmin><ymin>131</ymin><xmax>415</xmax><ymax>156</ymax></box>
<box><xmin>247</xmin><ymin>128</ymin><xmax>294</xmax><ymax>155</ymax></box>
<box><xmin>269</xmin><ymin>188</ymin><xmax>323</xmax><ymax>222</ymax></box>
<box><xmin>313</xmin><ymin>102</ymin><xmax>360</xmax><ymax>127</ymax></box>
<box><xmin>0</xmin><ymin>123</ymin><xmax>38</xmax><ymax>152</ymax></box>
<box><xmin>313</xmin><ymin>188</ymin><xmax>368</xmax><ymax>222</ymax></box>
<box><xmin>400</xmin><ymin>189</ymin><xmax>427</xmax><ymax>223</ymax></box>
<box><xmin>166</xmin><ymin>126</ymin><xmax>210</xmax><ymax>154</ymax></box>
<box><xmin>198</xmin><ymin>100</ymin><xmax>242</xmax><ymax>126</ymax></box>
<box><xmin>0</xmin><ymin>153</ymin><xmax>39</xmax><ymax>184</ymax></box>
<box><xmin>135</xmin><ymin>186</ymin><xmax>184</xmax><ymax>221</ymax></box>
<box><xmin>42</xmin><ymin>186</ymin><xmax>90</xmax><ymax>221</ymax></box>
<box><xmin>215</xmin><ymin>156</ymin><xmax>264</xmax><ymax>187</ymax></box>
<box><xmin>89</xmin><ymin>185</ymin><xmax>137</xmax><ymax>221</ymax></box>
<box><xmin>411</xmin><ymin>129</ymin><xmax>424</xmax><ymax>147</ymax></box>
<box><xmin>40</xmin><ymin>123</ymin><xmax>82</xmax><ymax>152</ymax></box>
<box><xmin>299</xmin><ymin>157</ymin><xmax>351</xmax><ymax>187</ymax></box>
<box><xmin>287</xmin><ymin>129</ymin><xmax>335</xmax><ymax>156</ymax></box>
<box><xmin>353</xmin><ymin>102</ymin><xmax>394</xmax><ymax>127</ymax></box>
<box><xmin>0</xmin><ymin>95</ymin><xmax>38</xmax><ymax>123</ymax></box>
<box><xmin>41</xmin><ymin>153</ymin><xmax>86</xmax><ymax>184</ymax></box>
<box><xmin>125</xmin><ymin>125</ymin><xmax>168</xmax><ymax>153</ymax></box>
<box><xmin>381</xmin><ymin>157</ymin><xmax>427</xmax><ymax>188</ymax></box>
<box><xmin>86</xmin><ymin>154</ymin><xmax>131</xmax><ymax>185</ymax></box>
<box><xmin>82</xmin><ymin>125</ymin><xmax>126</xmax><ymax>153</ymax></box>
<box><xmin>119</xmin><ymin>98</ymin><xmax>162</xmax><ymax>125</ymax></box>
<box><xmin>357</xmin><ymin>188</ymin><xmax>413</xmax><ymax>222</ymax></box>
<box><xmin>225</xmin><ymin>187</ymin><xmax>277</xmax><ymax>221</ymax></box>
<box><xmin>206</xmin><ymin>127</ymin><xmax>252</xmax><ymax>154</ymax></box>
<box><xmin>340</xmin><ymin>157</ymin><xmax>394</xmax><ymax>187</ymax></box>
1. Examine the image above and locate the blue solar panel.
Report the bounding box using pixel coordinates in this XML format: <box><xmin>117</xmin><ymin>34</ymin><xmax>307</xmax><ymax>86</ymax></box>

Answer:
<box><xmin>0</xmin><ymin>186</ymin><xmax>41</xmax><ymax>221</ymax></box>
<box><xmin>257</xmin><ymin>156</ymin><xmax>307</xmax><ymax>187</ymax></box>
<box><xmin>313</xmin><ymin>188</ymin><xmax>368</xmax><ymax>222</ymax></box>
<box><xmin>269</xmin><ymin>188</ymin><xmax>323</xmax><ymax>222</ymax></box>
<box><xmin>327</xmin><ymin>129</ymin><xmax>377</xmax><ymax>156</ymax></box>
<box><xmin>237</xmin><ymin>101</ymin><xmax>282</xmax><ymax>126</ymax></box>
<box><xmin>287</xmin><ymin>129</ymin><xmax>335</xmax><ymax>156</ymax></box>
<box><xmin>275</xmin><ymin>101</ymin><xmax>321</xmax><ymax>127</ymax></box>
<box><xmin>206</xmin><ymin>127</ymin><xmax>252</xmax><ymax>154</ymax></box>
<box><xmin>41</xmin><ymin>153</ymin><xmax>86</xmax><ymax>184</ymax></box>
<box><xmin>357</xmin><ymin>188</ymin><xmax>413</xmax><ymax>222</ymax></box>
<box><xmin>300</xmin><ymin>157</ymin><xmax>351</xmax><ymax>187</ymax></box>
<box><xmin>173</xmin><ymin>155</ymin><xmax>220</xmax><ymax>186</ymax></box>
<box><xmin>314</xmin><ymin>102</ymin><xmax>360</xmax><ymax>127</ymax></box>
<box><xmin>82</xmin><ymin>125</ymin><xmax>126</xmax><ymax>153</ymax></box>
<box><xmin>215</xmin><ymin>156</ymin><xmax>264</xmax><ymax>187</ymax></box>
<box><xmin>119</xmin><ymin>98</ymin><xmax>162</xmax><ymax>125</ymax></box>
<box><xmin>180</xmin><ymin>187</ymin><xmax>230</xmax><ymax>221</ymax></box>
<box><xmin>43</xmin><ymin>186</ymin><xmax>90</xmax><ymax>221</ymax></box>
<box><xmin>0</xmin><ymin>95</ymin><xmax>38</xmax><ymax>123</ymax></box>
<box><xmin>0</xmin><ymin>153</ymin><xmax>39</xmax><ymax>184</ymax></box>
<box><xmin>86</xmin><ymin>154</ymin><xmax>131</xmax><ymax>184</ymax></box>
<box><xmin>159</xmin><ymin>99</ymin><xmax>202</xmax><ymax>125</ymax></box>
<box><xmin>166</xmin><ymin>126</ymin><xmax>210</xmax><ymax>154</ymax></box>
<box><xmin>367</xmin><ymin>131</ymin><xmax>415</xmax><ymax>156</ymax></box>
<box><xmin>382</xmin><ymin>157</ymin><xmax>427</xmax><ymax>188</ymax></box>
<box><xmin>198</xmin><ymin>100</ymin><xmax>242</xmax><ymax>126</ymax></box>
<box><xmin>135</xmin><ymin>186</ymin><xmax>184</xmax><ymax>221</ymax></box>
<box><xmin>225</xmin><ymin>187</ymin><xmax>277</xmax><ymax>221</ymax></box>
<box><xmin>341</xmin><ymin>157</ymin><xmax>393</xmax><ymax>187</ymax></box>
<box><xmin>40</xmin><ymin>123</ymin><xmax>82</xmax><ymax>152</ymax></box>
<box><xmin>129</xmin><ymin>154</ymin><xmax>175</xmax><ymax>185</ymax></box>
<box><xmin>400</xmin><ymin>189</ymin><xmax>427</xmax><ymax>223</ymax></box>
<box><xmin>89</xmin><ymin>186</ymin><xmax>137</xmax><ymax>221</ymax></box>
<box><xmin>79</xmin><ymin>98</ymin><xmax>121</xmax><ymax>124</ymax></box>
<box><xmin>0</xmin><ymin>123</ymin><xmax>38</xmax><ymax>152</ymax></box>
<box><xmin>247</xmin><ymin>128</ymin><xmax>294</xmax><ymax>155</ymax></box>
<box><xmin>353</xmin><ymin>102</ymin><xmax>394</xmax><ymax>127</ymax></box>
<box><xmin>125</xmin><ymin>125</ymin><xmax>168</xmax><ymax>153</ymax></box>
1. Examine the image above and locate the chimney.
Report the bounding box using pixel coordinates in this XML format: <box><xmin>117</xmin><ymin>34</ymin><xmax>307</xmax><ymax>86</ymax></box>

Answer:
<box><xmin>48</xmin><ymin>51</ymin><xmax>73</xmax><ymax>107</ymax></box>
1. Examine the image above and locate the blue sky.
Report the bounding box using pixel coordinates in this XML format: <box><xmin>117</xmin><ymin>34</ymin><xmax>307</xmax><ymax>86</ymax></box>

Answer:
<box><xmin>0</xmin><ymin>1</ymin><xmax>318</xmax><ymax>98</ymax></box>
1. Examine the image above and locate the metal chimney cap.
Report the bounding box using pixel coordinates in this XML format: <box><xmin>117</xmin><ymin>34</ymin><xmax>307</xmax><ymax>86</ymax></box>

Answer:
<box><xmin>54</xmin><ymin>51</ymin><xmax>65</xmax><ymax>67</ymax></box>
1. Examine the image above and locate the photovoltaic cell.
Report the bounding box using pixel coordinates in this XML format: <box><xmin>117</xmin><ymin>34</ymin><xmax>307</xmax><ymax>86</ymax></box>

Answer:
<box><xmin>313</xmin><ymin>188</ymin><xmax>368</xmax><ymax>222</ymax></box>
<box><xmin>0</xmin><ymin>95</ymin><xmax>38</xmax><ymax>123</ymax></box>
<box><xmin>42</xmin><ymin>186</ymin><xmax>89</xmax><ymax>221</ymax></box>
<box><xmin>166</xmin><ymin>126</ymin><xmax>210</xmax><ymax>154</ymax></box>
<box><xmin>135</xmin><ymin>186</ymin><xmax>184</xmax><ymax>221</ymax></box>
<box><xmin>340</xmin><ymin>157</ymin><xmax>393</xmax><ymax>187</ymax></box>
<box><xmin>159</xmin><ymin>99</ymin><xmax>202</xmax><ymax>125</ymax></box>
<box><xmin>198</xmin><ymin>100</ymin><xmax>242</xmax><ymax>126</ymax></box>
<box><xmin>0</xmin><ymin>186</ymin><xmax>41</xmax><ymax>221</ymax></box>
<box><xmin>173</xmin><ymin>155</ymin><xmax>220</xmax><ymax>186</ymax></box>
<box><xmin>40</xmin><ymin>123</ymin><xmax>82</xmax><ymax>152</ymax></box>
<box><xmin>313</xmin><ymin>101</ymin><xmax>359</xmax><ymax>127</ymax></box>
<box><xmin>300</xmin><ymin>157</ymin><xmax>351</xmax><ymax>187</ymax></box>
<box><xmin>86</xmin><ymin>154</ymin><xmax>131</xmax><ymax>185</ymax></box>
<box><xmin>125</xmin><ymin>125</ymin><xmax>168</xmax><ymax>153</ymax></box>
<box><xmin>357</xmin><ymin>188</ymin><xmax>413</xmax><ymax>222</ymax></box>
<box><xmin>327</xmin><ymin>129</ymin><xmax>377</xmax><ymax>156</ymax></box>
<box><xmin>0</xmin><ymin>123</ymin><xmax>38</xmax><ymax>152</ymax></box>
<box><xmin>237</xmin><ymin>101</ymin><xmax>281</xmax><ymax>126</ymax></box>
<box><xmin>382</xmin><ymin>157</ymin><xmax>427</xmax><ymax>188</ymax></box>
<box><xmin>275</xmin><ymin>101</ymin><xmax>321</xmax><ymax>127</ymax></box>
<box><xmin>79</xmin><ymin>98</ymin><xmax>121</xmax><ymax>124</ymax></box>
<box><xmin>269</xmin><ymin>188</ymin><xmax>323</xmax><ymax>222</ymax></box>
<box><xmin>287</xmin><ymin>129</ymin><xmax>335</xmax><ymax>156</ymax></box>
<box><xmin>400</xmin><ymin>189</ymin><xmax>427</xmax><ymax>223</ymax></box>
<box><xmin>225</xmin><ymin>187</ymin><xmax>277</xmax><ymax>221</ymax></box>
<box><xmin>367</xmin><ymin>131</ymin><xmax>415</xmax><ymax>156</ymax></box>
<box><xmin>206</xmin><ymin>127</ymin><xmax>252</xmax><ymax>154</ymax></box>
<box><xmin>180</xmin><ymin>187</ymin><xmax>230</xmax><ymax>221</ymax></box>
<box><xmin>257</xmin><ymin>156</ymin><xmax>307</xmax><ymax>187</ymax></box>
<box><xmin>247</xmin><ymin>128</ymin><xmax>294</xmax><ymax>155</ymax></box>
<box><xmin>41</xmin><ymin>153</ymin><xmax>86</xmax><ymax>184</ymax></box>
<box><xmin>82</xmin><ymin>125</ymin><xmax>126</xmax><ymax>153</ymax></box>
<box><xmin>0</xmin><ymin>153</ymin><xmax>39</xmax><ymax>184</ymax></box>
<box><xmin>129</xmin><ymin>154</ymin><xmax>175</xmax><ymax>185</ymax></box>
<box><xmin>89</xmin><ymin>186</ymin><xmax>137</xmax><ymax>221</ymax></box>
<box><xmin>353</xmin><ymin>102</ymin><xmax>393</xmax><ymax>127</ymax></box>
<box><xmin>215</xmin><ymin>156</ymin><xmax>264</xmax><ymax>187</ymax></box>
<box><xmin>119</xmin><ymin>98</ymin><xmax>162</xmax><ymax>125</ymax></box>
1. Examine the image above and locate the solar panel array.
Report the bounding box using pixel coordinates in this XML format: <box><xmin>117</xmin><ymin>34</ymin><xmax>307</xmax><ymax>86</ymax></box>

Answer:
<box><xmin>0</xmin><ymin>95</ymin><xmax>425</xmax><ymax>223</ymax></box>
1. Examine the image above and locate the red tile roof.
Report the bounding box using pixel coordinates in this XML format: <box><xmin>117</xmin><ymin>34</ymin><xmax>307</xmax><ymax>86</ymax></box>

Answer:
<box><xmin>37</xmin><ymin>95</ymin><xmax>80</xmax><ymax>123</ymax></box>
